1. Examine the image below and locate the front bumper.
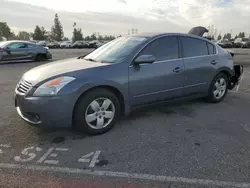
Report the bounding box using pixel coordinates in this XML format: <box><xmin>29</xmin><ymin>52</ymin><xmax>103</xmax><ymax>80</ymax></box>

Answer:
<box><xmin>14</xmin><ymin>92</ymin><xmax>77</xmax><ymax>127</ymax></box>
<box><xmin>228</xmin><ymin>64</ymin><xmax>244</xmax><ymax>90</ymax></box>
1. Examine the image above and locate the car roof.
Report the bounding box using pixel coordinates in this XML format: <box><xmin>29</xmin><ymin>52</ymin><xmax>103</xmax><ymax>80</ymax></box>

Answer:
<box><xmin>132</xmin><ymin>32</ymin><xmax>211</xmax><ymax>42</ymax></box>
<box><xmin>2</xmin><ymin>40</ymin><xmax>37</xmax><ymax>45</ymax></box>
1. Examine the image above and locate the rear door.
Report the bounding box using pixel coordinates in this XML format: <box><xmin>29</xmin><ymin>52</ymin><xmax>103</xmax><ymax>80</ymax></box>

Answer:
<box><xmin>180</xmin><ymin>36</ymin><xmax>219</xmax><ymax>96</ymax></box>
<box><xmin>2</xmin><ymin>42</ymin><xmax>28</xmax><ymax>61</ymax></box>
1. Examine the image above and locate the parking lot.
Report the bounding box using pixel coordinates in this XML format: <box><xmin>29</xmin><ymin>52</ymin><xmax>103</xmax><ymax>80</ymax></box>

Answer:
<box><xmin>0</xmin><ymin>48</ymin><xmax>250</xmax><ymax>188</ymax></box>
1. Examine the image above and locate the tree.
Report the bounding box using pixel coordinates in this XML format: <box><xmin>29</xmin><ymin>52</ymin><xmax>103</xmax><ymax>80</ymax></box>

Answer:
<box><xmin>51</xmin><ymin>13</ymin><xmax>64</xmax><ymax>41</ymax></box>
<box><xmin>33</xmin><ymin>25</ymin><xmax>45</xmax><ymax>40</ymax></box>
<box><xmin>0</xmin><ymin>22</ymin><xmax>11</xmax><ymax>40</ymax></box>
<box><xmin>238</xmin><ymin>32</ymin><xmax>245</xmax><ymax>38</ymax></box>
<box><xmin>17</xmin><ymin>31</ymin><xmax>30</xmax><ymax>40</ymax></box>
<box><xmin>217</xmin><ymin>34</ymin><xmax>222</xmax><ymax>41</ymax></box>
<box><xmin>242</xmin><ymin>32</ymin><xmax>245</xmax><ymax>38</ymax></box>
<box><xmin>235</xmin><ymin>34</ymin><xmax>238</xmax><ymax>39</ymax></box>
<box><xmin>223</xmin><ymin>33</ymin><xmax>231</xmax><ymax>40</ymax></box>
<box><xmin>85</xmin><ymin>36</ymin><xmax>90</xmax><ymax>41</ymax></box>
<box><xmin>98</xmin><ymin>35</ymin><xmax>103</xmax><ymax>41</ymax></box>
<box><xmin>72</xmin><ymin>28</ymin><xmax>83</xmax><ymax>42</ymax></box>
<box><xmin>90</xmin><ymin>33</ymin><xmax>97</xmax><ymax>40</ymax></box>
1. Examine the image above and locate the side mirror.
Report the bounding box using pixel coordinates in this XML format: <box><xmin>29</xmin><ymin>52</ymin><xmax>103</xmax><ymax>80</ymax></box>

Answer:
<box><xmin>134</xmin><ymin>54</ymin><xmax>155</xmax><ymax>65</ymax></box>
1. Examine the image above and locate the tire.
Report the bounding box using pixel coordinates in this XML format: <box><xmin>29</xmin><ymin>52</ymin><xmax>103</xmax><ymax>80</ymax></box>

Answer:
<box><xmin>73</xmin><ymin>88</ymin><xmax>121</xmax><ymax>135</ymax></box>
<box><xmin>206</xmin><ymin>73</ymin><xmax>228</xmax><ymax>103</ymax></box>
<box><xmin>35</xmin><ymin>54</ymin><xmax>46</xmax><ymax>62</ymax></box>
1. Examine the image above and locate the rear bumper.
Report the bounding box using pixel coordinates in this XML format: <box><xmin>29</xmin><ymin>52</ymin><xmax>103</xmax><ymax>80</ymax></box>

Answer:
<box><xmin>228</xmin><ymin>65</ymin><xmax>243</xmax><ymax>90</ymax></box>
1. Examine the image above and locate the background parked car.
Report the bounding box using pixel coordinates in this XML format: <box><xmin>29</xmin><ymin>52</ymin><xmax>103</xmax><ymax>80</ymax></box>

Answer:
<box><xmin>241</xmin><ymin>38</ymin><xmax>250</xmax><ymax>48</ymax></box>
<box><xmin>234</xmin><ymin>38</ymin><xmax>243</xmax><ymax>48</ymax></box>
<box><xmin>36</xmin><ymin>41</ymin><xmax>48</xmax><ymax>47</ymax></box>
<box><xmin>0</xmin><ymin>40</ymin><xmax>52</xmax><ymax>63</ymax></box>
<box><xmin>47</xmin><ymin>41</ymin><xmax>60</xmax><ymax>49</ymax></box>
<box><xmin>60</xmin><ymin>41</ymin><xmax>73</xmax><ymax>48</ymax></box>
<box><xmin>217</xmin><ymin>40</ymin><xmax>233</xmax><ymax>48</ymax></box>
<box><xmin>88</xmin><ymin>40</ymin><xmax>102</xmax><ymax>48</ymax></box>
<box><xmin>72</xmin><ymin>41</ymin><xmax>89</xmax><ymax>48</ymax></box>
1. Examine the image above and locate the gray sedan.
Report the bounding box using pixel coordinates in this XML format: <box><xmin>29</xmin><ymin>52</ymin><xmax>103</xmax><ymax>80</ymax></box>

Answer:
<box><xmin>0</xmin><ymin>40</ymin><xmax>52</xmax><ymax>63</ymax></box>
<box><xmin>14</xmin><ymin>33</ymin><xmax>243</xmax><ymax>135</ymax></box>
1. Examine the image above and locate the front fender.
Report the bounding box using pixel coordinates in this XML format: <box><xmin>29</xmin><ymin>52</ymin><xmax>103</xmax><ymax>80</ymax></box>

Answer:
<box><xmin>74</xmin><ymin>80</ymin><xmax>130</xmax><ymax>115</ymax></box>
<box><xmin>76</xmin><ymin>80</ymin><xmax>126</xmax><ymax>97</ymax></box>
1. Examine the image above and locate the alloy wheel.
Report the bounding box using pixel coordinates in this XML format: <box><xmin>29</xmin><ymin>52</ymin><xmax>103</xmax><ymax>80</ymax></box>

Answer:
<box><xmin>85</xmin><ymin>98</ymin><xmax>115</xmax><ymax>129</ymax></box>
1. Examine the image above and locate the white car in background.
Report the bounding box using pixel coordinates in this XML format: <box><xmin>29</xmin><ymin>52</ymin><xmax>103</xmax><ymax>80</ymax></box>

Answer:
<box><xmin>60</xmin><ymin>41</ymin><xmax>73</xmax><ymax>48</ymax></box>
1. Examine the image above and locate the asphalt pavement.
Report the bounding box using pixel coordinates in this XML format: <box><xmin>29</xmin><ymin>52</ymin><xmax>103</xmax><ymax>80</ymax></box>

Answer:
<box><xmin>0</xmin><ymin>49</ymin><xmax>250</xmax><ymax>188</ymax></box>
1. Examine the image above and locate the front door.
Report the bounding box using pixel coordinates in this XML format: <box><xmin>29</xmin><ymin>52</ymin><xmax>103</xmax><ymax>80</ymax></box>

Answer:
<box><xmin>129</xmin><ymin>36</ymin><xmax>185</xmax><ymax>106</ymax></box>
<box><xmin>2</xmin><ymin>42</ymin><xmax>28</xmax><ymax>62</ymax></box>
<box><xmin>180</xmin><ymin>37</ymin><xmax>219</xmax><ymax>96</ymax></box>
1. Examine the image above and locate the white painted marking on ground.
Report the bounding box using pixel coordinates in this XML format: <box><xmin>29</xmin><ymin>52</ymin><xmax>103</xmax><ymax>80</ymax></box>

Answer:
<box><xmin>44</xmin><ymin>160</ymin><xmax>59</xmax><ymax>165</ymax></box>
<box><xmin>89</xmin><ymin>150</ymin><xmax>101</xmax><ymax>168</ymax></box>
<box><xmin>14</xmin><ymin>147</ymin><xmax>42</xmax><ymax>162</ymax></box>
<box><xmin>78</xmin><ymin>152</ymin><xmax>94</xmax><ymax>163</ymax></box>
<box><xmin>37</xmin><ymin>148</ymin><xmax>54</xmax><ymax>163</ymax></box>
<box><xmin>0</xmin><ymin>144</ymin><xmax>10</xmax><ymax>154</ymax></box>
<box><xmin>49</xmin><ymin>153</ymin><xmax>58</xmax><ymax>157</ymax></box>
<box><xmin>37</xmin><ymin>147</ymin><xmax>68</xmax><ymax>165</ymax></box>
<box><xmin>55</xmin><ymin>148</ymin><xmax>68</xmax><ymax>152</ymax></box>
<box><xmin>241</xmin><ymin>123</ymin><xmax>250</xmax><ymax>133</ymax></box>
<box><xmin>0</xmin><ymin>163</ymin><xmax>249</xmax><ymax>188</ymax></box>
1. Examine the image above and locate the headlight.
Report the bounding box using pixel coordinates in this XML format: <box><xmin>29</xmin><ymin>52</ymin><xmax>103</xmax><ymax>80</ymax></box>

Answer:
<box><xmin>33</xmin><ymin>76</ymin><xmax>75</xmax><ymax>96</ymax></box>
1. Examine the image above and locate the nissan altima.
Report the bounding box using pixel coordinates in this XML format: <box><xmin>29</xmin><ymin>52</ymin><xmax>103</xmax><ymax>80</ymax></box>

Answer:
<box><xmin>14</xmin><ymin>33</ymin><xmax>243</xmax><ymax>135</ymax></box>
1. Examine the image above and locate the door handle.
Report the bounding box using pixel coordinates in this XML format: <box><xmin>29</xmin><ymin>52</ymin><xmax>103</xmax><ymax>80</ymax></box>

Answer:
<box><xmin>173</xmin><ymin>67</ymin><xmax>182</xmax><ymax>73</ymax></box>
<box><xmin>210</xmin><ymin>60</ymin><xmax>218</xmax><ymax>65</ymax></box>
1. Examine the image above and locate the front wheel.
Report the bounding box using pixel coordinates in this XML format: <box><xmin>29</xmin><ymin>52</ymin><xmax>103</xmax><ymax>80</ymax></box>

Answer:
<box><xmin>206</xmin><ymin>73</ymin><xmax>228</xmax><ymax>103</ymax></box>
<box><xmin>73</xmin><ymin>88</ymin><xmax>121</xmax><ymax>135</ymax></box>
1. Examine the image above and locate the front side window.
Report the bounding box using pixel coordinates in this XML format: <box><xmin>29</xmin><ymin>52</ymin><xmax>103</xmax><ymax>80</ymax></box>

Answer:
<box><xmin>138</xmin><ymin>36</ymin><xmax>179</xmax><ymax>61</ymax></box>
<box><xmin>84</xmin><ymin>36</ymin><xmax>147</xmax><ymax>63</ymax></box>
<box><xmin>181</xmin><ymin>37</ymin><xmax>208</xmax><ymax>58</ymax></box>
<box><xmin>8</xmin><ymin>43</ymin><xmax>27</xmax><ymax>49</ymax></box>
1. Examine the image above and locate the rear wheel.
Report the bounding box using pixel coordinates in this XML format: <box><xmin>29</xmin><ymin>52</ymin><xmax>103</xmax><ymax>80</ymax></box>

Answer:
<box><xmin>206</xmin><ymin>73</ymin><xmax>228</xmax><ymax>103</ymax></box>
<box><xmin>73</xmin><ymin>88</ymin><xmax>121</xmax><ymax>135</ymax></box>
<box><xmin>35</xmin><ymin>54</ymin><xmax>46</xmax><ymax>62</ymax></box>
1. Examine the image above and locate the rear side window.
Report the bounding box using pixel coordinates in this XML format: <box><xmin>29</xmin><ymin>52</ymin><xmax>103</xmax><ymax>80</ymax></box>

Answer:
<box><xmin>181</xmin><ymin>37</ymin><xmax>208</xmax><ymax>58</ymax></box>
<box><xmin>138</xmin><ymin>36</ymin><xmax>179</xmax><ymax>61</ymax></box>
<box><xmin>207</xmin><ymin>42</ymin><xmax>216</xmax><ymax>54</ymax></box>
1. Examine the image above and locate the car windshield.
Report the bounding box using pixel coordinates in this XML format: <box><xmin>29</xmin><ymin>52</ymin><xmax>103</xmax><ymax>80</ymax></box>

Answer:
<box><xmin>0</xmin><ymin>41</ymin><xmax>10</xmax><ymax>47</ymax></box>
<box><xmin>84</xmin><ymin>36</ymin><xmax>147</xmax><ymax>63</ymax></box>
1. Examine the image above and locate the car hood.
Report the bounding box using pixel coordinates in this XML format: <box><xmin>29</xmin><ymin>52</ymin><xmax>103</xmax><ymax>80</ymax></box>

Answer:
<box><xmin>22</xmin><ymin>58</ymin><xmax>109</xmax><ymax>85</ymax></box>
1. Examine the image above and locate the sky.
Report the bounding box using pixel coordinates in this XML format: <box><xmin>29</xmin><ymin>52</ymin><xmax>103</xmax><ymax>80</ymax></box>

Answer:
<box><xmin>1</xmin><ymin>0</ymin><xmax>250</xmax><ymax>38</ymax></box>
